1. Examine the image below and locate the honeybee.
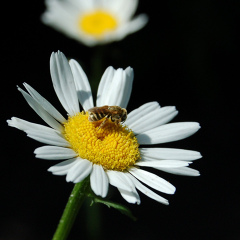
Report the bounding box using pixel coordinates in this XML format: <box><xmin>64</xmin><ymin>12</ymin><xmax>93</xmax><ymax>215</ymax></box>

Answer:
<box><xmin>88</xmin><ymin>105</ymin><xmax>127</xmax><ymax>129</ymax></box>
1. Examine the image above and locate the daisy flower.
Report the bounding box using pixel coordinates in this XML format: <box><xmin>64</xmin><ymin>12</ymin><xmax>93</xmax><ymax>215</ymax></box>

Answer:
<box><xmin>7</xmin><ymin>51</ymin><xmax>201</xmax><ymax>205</ymax></box>
<box><xmin>41</xmin><ymin>0</ymin><xmax>148</xmax><ymax>46</ymax></box>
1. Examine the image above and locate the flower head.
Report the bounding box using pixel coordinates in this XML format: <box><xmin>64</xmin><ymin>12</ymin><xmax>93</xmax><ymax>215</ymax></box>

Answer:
<box><xmin>41</xmin><ymin>0</ymin><xmax>148</xmax><ymax>46</ymax></box>
<box><xmin>8</xmin><ymin>51</ymin><xmax>201</xmax><ymax>205</ymax></box>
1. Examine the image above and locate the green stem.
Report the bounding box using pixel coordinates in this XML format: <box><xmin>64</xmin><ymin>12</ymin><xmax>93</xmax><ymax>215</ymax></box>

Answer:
<box><xmin>52</xmin><ymin>178</ymin><xmax>90</xmax><ymax>240</ymax></box>
<box><xmin>90</xmin><ymin>45</ymin><xmax>106</xmax><ymax>97</ymax></box>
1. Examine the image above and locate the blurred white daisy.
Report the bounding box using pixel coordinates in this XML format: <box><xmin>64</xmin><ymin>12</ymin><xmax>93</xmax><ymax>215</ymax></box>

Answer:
<box><xmin>8</xmin><ymin>51</ymin><xmax>201</xmax><ymax>205</ymax></box>
<box><xmin>41</xmin><ymin>0</ymin><xmax>148</xmax><ymax>46</ymax></box>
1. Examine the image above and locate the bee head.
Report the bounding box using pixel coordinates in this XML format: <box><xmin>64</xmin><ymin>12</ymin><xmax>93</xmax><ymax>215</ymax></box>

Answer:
<box><xmin>121</xmin><ymin>108</ymin><xmax>127</xmax><ymax>123</ymax></box>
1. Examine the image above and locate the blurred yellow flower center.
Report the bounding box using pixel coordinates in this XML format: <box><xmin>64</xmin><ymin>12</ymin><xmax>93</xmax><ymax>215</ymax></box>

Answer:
<box><xmin>64</xmin><ymin>112</ymin><xmax>140</xmax><ymax>171</ymax></box>
<box><xmin>79</xmin><ymin>10</ymin><xmax>118</xmax><ymax>38</ymax></box>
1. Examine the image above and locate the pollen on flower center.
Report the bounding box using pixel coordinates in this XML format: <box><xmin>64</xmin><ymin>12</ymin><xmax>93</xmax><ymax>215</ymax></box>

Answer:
<box><xmin>78</xmin><ymin>10</ymin><xmax>118</xmax><ymax>38</ymax></box>
<box><xmin>64</xmin><ymin>112</ymin><xmax>140</xmax><ymax>171</ymax></box>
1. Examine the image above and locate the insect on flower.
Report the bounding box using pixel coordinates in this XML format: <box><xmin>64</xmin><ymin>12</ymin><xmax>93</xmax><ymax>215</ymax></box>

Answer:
<box><xmin>7</xmin><ymin>51</ymin><xmax>201</xmax><ymax>205</ymax></box>
<box><xmin>88</xmin><ymin>105</ymin><xmax>127</xmax><ymax>129</ymax></box>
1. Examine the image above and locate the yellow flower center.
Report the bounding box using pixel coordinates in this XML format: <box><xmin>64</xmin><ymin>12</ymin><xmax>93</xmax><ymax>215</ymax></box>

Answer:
<box><xmin>64</xmin><ymin>112</ymin><xmax>140</xmax><ymax>171</ymax></box>
<box><xmin>78</xmin><ymin>10</ymin><xmax>118</xmax><ymax>38</ymax></box>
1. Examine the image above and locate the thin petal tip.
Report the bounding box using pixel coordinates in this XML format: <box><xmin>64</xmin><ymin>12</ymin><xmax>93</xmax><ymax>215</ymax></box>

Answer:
<box><xmin>6</xmin><ymin>119</ymin><xmax>12</xmax><ymax>125</ymax></box>
<box><xmin>162</xmin><ymin>200</ymin><xmax>169</xmax><ymax>205</ymax></box>
<box><xmin>196</xmin><ymin>123</ymin><xmax>201</xmax><ymax>129</ymax></box>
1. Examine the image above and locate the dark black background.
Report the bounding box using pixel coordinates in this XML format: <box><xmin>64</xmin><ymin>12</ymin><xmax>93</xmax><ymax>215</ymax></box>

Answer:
<box><xmin>1</xmin><ymin>0</ymin><xmax>239</xmax><ymax>239</ymax></box>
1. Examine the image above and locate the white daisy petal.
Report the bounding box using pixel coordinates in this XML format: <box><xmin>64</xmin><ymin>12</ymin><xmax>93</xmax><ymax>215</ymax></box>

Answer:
<box><xmin>118</xmin><ymin>67</ymin><xmax>134</xmax><ymax>109</ymax></box>
<box><xmin>45</xmin><ymin>0</ymin><xmax>80</xmax><ymax>16</ymax></box>
<box><xmin>23</xmin><ymin>83</ymin><xmax>66</xmax><ymax>123</ymax></box>
<box><xmin>125</xmin><ymin>102</ymin><xmax>161</xmax><ymax>126</ymax></box>
<box><xmin>106</xmin><ymin>67</ymin><xmax>133</xmax><ymax>108</ymax></box>
<box><xmin>34</xmin><ymin>146</ymin><xmax>77</xmax><ymax>160</ymax></box>
<box><xmin>129</xmin><ymin>167</ymin><xmax>176</xmax><ymax>194</ymax></box>
<box><xmin>106</xmin><ymin>69</ymin><xmax>125</xmax><ymax>105</ymax></box>
<box><xmin>140</xmin><ymin>148</ymin><xmax>202</xmax><ymax>161</ymax></box>
<box><xmin>8</xmin><ymin>117</ymin><xmax>68</xmax><ymax>146</ymax></box>
<box><xmin>96</xmin><ymin>66</ymin><xmax>115</xmax><ymax>106</ymax></box>
<box><xmin>128</xmin><ymin>106</ymin><xmax>178</xmax><ymax>134</ymax></box>
<box><xmin>72</xmin><ymin>0</ymin><xmax>96</xmax><ymax>11</ymax></box>
<box><xmin>7</xmin><ymin>117</ymin><xmax>57</xmax><ymax>132</ymax></box>
<box><xmin>50</xmin><ymin>51</ymin><xmax>80</xmax><ymax>116</ymax></box>
<box><xmin>90</xmin><ymin>164</ymin><xmax>109</xmax><ymax>198</ymax></box>
<box><xmin>117</xmin><ymin>188</ymin><xmax>141</xmax><ymax>205</ymax></box>
<box><xmin>66</xmin><ymin>158</ymin><xmax>92</xmax><ymax>183</ymax></box>
<box><xmin>159</xmin><ymin>167</ymin><xmax>200</xmax><ymax>176</ymax></box>
<box><xmin>118</xmin><ymin>0</ymin><xmax>139</xmax><ymax>21</ymax></box>
<box><xmin>127</xmin><ymin>173</ymin><xmax>169</xmax><ymax>205</ymax></box>
<box><xmin>26</xmin><ymin>129</ymin><xmax>70</xmax><ymax>147</ymax></box>
<box><xmin>96</xmin><ymin>67</ymin><xmax>133</xmax><ymax>108</ymax></box>
<box><xmin>116</xmin><ymin>172</ymin><xmax>140</xmax><ymax>204</ymax></box>
<box><xmin>50</xmin><ymin>52</ymin><xmax>71</xmax><ymax>113</ymax></box>
<box><xmin>113</xmin><ymin>14</ymin><xmax>148</xmax><ymax>41</ymax></box>
<box><xmin>17</xmin><ymin>87</ymin><xmax>64</xmax><ymax>132</ymax></box>
<box><xmin>106</xmin><ymin>170</ymin><xmax>133</xmax><ymax>192</ymax></box>
<box><xmin>137</xmin><ymin>122</ymin><xmax>201</xmax><ymax>145</ymax></box>
<box><xmin>69</xmin><ymin>59</ymin><xmax>94</xmax><ymax>111</ymax></box>
<box><xmin>48</xmin><ymin>158</ymin><xmax>78</xmax><ymax>175</ymax></box>
<box><xmin>135</xmin><ymin>160</ymin><xmax>191</xmax><ymax>168</ymax></box>
<box><xmin>42</xmin><ymin>12</ymin><xmax>84</xmax><ymax>45</ymax></box>
<box><xmin>103</xmin><ymin>0</ymin><xmax>138</xmax><ymax>22</ymax></box>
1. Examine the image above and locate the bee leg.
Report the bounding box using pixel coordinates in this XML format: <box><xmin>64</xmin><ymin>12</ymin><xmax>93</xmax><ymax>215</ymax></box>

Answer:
<box><xmin>98</xmin><ymin>117</ymin><xmax>108</xmax><ymax>130</ymax></box>
<box><xmin>115</xmin><ymin>119</ymin><xmax>121</xmax><ymax>126</ymax></box>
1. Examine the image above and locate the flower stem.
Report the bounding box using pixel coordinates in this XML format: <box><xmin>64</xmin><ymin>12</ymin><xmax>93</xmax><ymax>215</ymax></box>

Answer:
<box><xmin>90</xmin><ymin>45</ymin><xmax>105</xmax><ymax>96</ymax></box>
<box><xmin>52</xmin><ymin>178</ymin><xmax>90</xmax><ymax>240</ymax></box>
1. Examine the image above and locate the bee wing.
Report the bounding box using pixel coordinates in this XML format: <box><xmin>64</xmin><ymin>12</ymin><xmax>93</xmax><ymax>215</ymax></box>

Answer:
<box><xmin>88</xmin><ymin>106</ymin><xmax>109</xmax><ymax>113</ymax></box>
<box><xmin>88</xmin><ymin>107</ymin><xmax>97</xmax><ymax>113</ymax></box>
